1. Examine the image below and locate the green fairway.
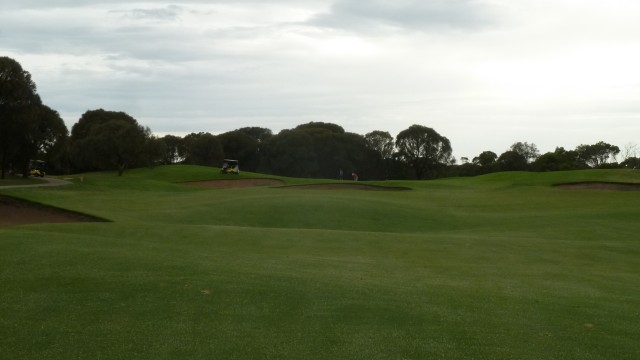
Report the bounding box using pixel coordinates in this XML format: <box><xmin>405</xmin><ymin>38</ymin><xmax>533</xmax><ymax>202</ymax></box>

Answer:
<box><xmin>1</xmin><ymin>166</ymin><xmax>639</xmax><ymax>359</ymax></box>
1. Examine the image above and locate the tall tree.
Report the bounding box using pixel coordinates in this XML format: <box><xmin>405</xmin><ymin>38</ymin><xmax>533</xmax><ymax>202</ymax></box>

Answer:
<box><xmin>532</xmin><ymin>147</ymin><xmax>585</xmax><ymax>172</ymax></box>
<box><xmin>218</xmin><ymin>130</ymin><xmax>259</xmax><ymax>171</ymax></box>
<box><xmin>0</xmin><ymin>57</ymin><xmax>42</xmax><ymax>178</ymax></box>
<box><xmin>14</xmin><ymin>105</ymin><xmax>68</xmax><ymax>177</ymax></box>
<box><xmin>69</xmin><ymin>109</ymin><xmax>149</xmax><ymax>176</ymax></box>
<box><xmin>395</xmin><ymin>124</ymin><xmax>453</xmax><ymax>179</ymax></box>
<box><xmin>159</xmin><ymin>135</ymin><xmax>185</xmax><ymax>164</ymax></box>
<box><xmin>236</xmin><ymin>127</ymin><xmax>273</xmax><ymax>144</ymax></box>
<box><xmin>496</xmin><ymin>150</ymin><xmax>528</xmax><ymax>171</ymax></box>
<box><xmin>510</xmin><ymin>142</ymin><xmax>540</xmax><ymax>164</ymax></box>
<box><xmin>575</xmin><ymin>141</ymin><xmax>620</xmax><ymax>168</ymax></box>
<box><xmin>473</xmin><ymin>151</ymin><xmax>498</xmax><ymax>168</ymax></box>
<box><xmin>182</xmin><ymin>132</ymin><xmax>223</xmax><ymax>167</ymax></box>
<box><xmin>364</xmin><ymin>130</ymin><xmax>395</xmax><ymax>160</ymax></box>
<box><xmin>262</xmin><ymin>129</ymin><xmax>318</xmax><ymax>177</ymax></box>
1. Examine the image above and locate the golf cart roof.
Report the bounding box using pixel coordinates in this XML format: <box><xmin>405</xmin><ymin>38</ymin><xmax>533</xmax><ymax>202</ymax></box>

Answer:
<box><xmin>223</xmin><ymin>159</ymin><xmax>238</xmax><ymax>163</ymax></box>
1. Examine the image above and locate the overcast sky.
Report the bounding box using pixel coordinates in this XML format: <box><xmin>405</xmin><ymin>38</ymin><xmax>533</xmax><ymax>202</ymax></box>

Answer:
<box><xmin>2</xmin><ymin>0</ymin><xmax>639</xmax><ymax>159</ymax></box>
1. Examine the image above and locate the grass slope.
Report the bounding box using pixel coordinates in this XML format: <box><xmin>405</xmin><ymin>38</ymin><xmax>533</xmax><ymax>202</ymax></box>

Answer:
<box><xmin>1</xmin><ymin>166</ymin><xmax>639</xmax><ymax>359</ymax></box>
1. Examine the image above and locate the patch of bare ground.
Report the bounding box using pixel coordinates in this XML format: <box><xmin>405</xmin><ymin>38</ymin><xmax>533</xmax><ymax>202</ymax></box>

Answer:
<box><xmin>181</xmin><ymin>178</ymin><xmax>285</xmax><ymax>189</ymax></box>
<box><xmin>281</xmin><ymin>183</ymin><xmax>411</xmax><ymax>191</ymax></box>
<box><xmin>0</xmin><ymin>196</ymin><xmax>106</xmax><ymax>228</ymax></box>
<box><xmin>555</xmin><ymin>182</ymin><xmax>640</xmax><ymax>191</ymax></box>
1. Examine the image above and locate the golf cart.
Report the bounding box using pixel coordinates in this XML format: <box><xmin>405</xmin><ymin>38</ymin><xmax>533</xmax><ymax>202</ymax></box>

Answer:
<box><xmin>220</xmin><ymin>159</ymin><xmax>240</xmax><ymax>175</ymax></box>
<box><xmin>29</xmin><ymin>160</ymin><xmax>46</xmax><ymax>177</ymax></box>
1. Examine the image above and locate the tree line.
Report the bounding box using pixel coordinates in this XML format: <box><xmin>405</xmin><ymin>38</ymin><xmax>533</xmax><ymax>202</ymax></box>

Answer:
<box><xmin>2</xmin><ymin>57</ymin><xmax>638</xmax><ymax>180</ymax></box>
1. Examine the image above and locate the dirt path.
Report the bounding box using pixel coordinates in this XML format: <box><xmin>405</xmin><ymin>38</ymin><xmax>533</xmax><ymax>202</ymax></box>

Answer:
<box><xmin>0</xmin><ymin>177</ymin><xmax>72</xmax><ymax>189</ymax></box>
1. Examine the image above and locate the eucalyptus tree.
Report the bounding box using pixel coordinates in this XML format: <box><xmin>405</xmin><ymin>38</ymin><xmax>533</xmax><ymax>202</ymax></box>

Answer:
<box><xmin>575</xmin><ymin>141</ymin><xmax>620</xmax><ymax>168</ymax></box>
<box><xmin>0</xmin><ymin>57</ymin><xmax>68</xmax><ymax>178</ymax></box>
<box><xmin>364</xmin><ymin>130</ymin><xmax>395</xmax><ymax>160</ymax></box>
<box><xmin>510</xmin><ymin>142</ymin><xmax>540</xmax><ymax>164</ymax></box>
<box><xmin>70</xmin><ymin>109</ymin><xmax>149</xmax><ymax>176</ymax></box>
<box><xmin>395</xmin><ymin>124</ymin><xmax>454</xmax><ymax>179</ymax></box>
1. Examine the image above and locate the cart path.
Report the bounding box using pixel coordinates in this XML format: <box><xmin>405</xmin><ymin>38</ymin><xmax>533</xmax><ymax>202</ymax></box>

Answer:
<box><xmin>0</xmin><ymin>177</ymin><xmax>72</xmax><ymax>189</ymax></box>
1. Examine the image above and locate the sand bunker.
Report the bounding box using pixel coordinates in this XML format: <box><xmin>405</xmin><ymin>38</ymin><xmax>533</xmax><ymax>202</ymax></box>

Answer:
<box><xmin>0</xmin><ymin>196</ymin><xmax>104</xmax><ymax>228</ymax></box>
<box><xmin>555</xmin><ymin>182</ymin><xmax>640</xmax><ymax>191</ymax></box>
<box><xmin>181</xmin><ymin>178</ymin><xmax>285</xmax><ymax>189</ymax></box>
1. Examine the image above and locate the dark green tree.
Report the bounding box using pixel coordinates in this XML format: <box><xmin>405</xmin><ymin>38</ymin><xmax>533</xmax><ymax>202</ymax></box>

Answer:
<box><xmin>575</xmin><ymin>141</ymin><xmax>620</xmax><ymax>168</ymax></box>
<box><xmin>621</xmin><ymin>157</ymin><xmax>640</xmax><ymax>169</ymax></box>
<box><xmin>496</xmin><ymin>150</ymin><xmax>528</xmax><ymax>171</ymax></box>
<box><xmin>395</xmin><ymin>124</ymin><xmax>453</xmax><ymax>179</ymax></box>
<box><xmin>472</xmin><ymin>150</ymin><xmax>498</xmax><ymax>173</ymax></box>
<box><xmin>218</xmin><ymin>130</ymin><xmax>259</xmax><ymax>171</ymax></box>
<box><xmin>182</xmin><ymin>132</ymin><xmax>223</xmax><ymax>167</ymax></box>
<box><xmin>0</xmin><ymin>57</ymin><xmax>42</xmax><ymax>178</ymax></box>
<box><xmin>159</xmin><ymin>134</ymin><xmax>185</xmax><ymax>164</ymax></box>
<box><xmin>532</xmin><ymin>147</ymin><xmax>585</xmax><ymax>171</ymax></box>
<box><xmin>262</xmin><ymin>129</ymin><xmax>318</xmax><ymax>177</ymax></box>
<box><xmin>139</xmin><ymin>134</ymin><xmax>166</xmax><ymax>167</ymax></box>
<box><xmin>364</xmin><ymin>130</ymin><xmax>394</xmax><ymax>160</ymax></box>
<box><xmin>510</xmin><ymin>142</ymin><xmax>540</xmax><ymax>164</ymax></box>
<box><xmin>70</xmin><ymin>109</ymin><xmax>149</xmax><ymax>176</ymax></box>
<box><xmin>14</xmin><ymin>105</ymin><xmax>68</xmax><ymax>177</ymax></box>
<box><xmin>236</xmin><ymin>127</ymin><xmax>273</xmax><ymax>144</ymax></box>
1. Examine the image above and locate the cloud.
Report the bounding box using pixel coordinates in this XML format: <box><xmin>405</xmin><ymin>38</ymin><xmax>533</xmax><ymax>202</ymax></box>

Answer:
<box><xmin>311</xmin><ymin>0</ymin><xmax>500</xmax><ymax>32</ymax></box>
<box><xmin>2</xmin><ymin>0</ymin><xmax>639</xmax><ymax>159</ymax></box>
<box><xmin>111</xmin><ymin>5</ymin><xmax>184</xmax><ymax>22</ymax></box>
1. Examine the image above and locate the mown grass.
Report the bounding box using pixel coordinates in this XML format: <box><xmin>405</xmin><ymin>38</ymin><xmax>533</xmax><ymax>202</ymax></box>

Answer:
<box><xmin>1</xmin><ymin>166</ymin><xmax>639</xmax><ymax>359</ymax></box>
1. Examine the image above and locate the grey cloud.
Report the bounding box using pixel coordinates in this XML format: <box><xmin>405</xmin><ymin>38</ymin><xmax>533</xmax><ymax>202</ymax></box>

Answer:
<box><xmin>2</xmin><ymin>0</ymin><xmax>325</xmax><ymax>10</ymax></box>
<box><xmin>111</xmin><ymin>5</ymin><xmax>184</xmax><ymax>22</ymax></box>
<box><xmin>311</xmin><ymin>0</ymin><xmax>500</xmax><ymax>32</ymax></box>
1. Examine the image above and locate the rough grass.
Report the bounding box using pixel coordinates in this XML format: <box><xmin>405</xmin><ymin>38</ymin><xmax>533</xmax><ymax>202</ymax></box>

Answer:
<box><xmin>1</xmin><ymin>166</ymin><xmax>639</xmax><ymax>359</ymax></box>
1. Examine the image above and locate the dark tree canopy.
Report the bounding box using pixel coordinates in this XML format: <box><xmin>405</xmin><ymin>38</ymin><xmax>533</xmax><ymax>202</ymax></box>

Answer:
<box><xmin>14</xmin><ymin>105</ymin><xmax>68</xmax><ymax>177</ymax></box>
<box><xmin>182</xmin><ymin>132</ymin><xmax>223</xmax><ymax>167</ymax></box>
<box><xmin>496</xmin><ymin>150</ymin><xmax>528</xmax><ymax>171</ymax></box>
<box><xmin>1</xmin><ymin>57</ymin><xmax>69</xmax><ymax>178</ymax></box>
<box><xmin>621</xmin><ymin>157</ymin><xmax>640</xmax><ymax>169</ymax></box>
<box><xmin>473</xmin><ymin>151</ymin><xmax>498</xmax><ymax>168</ymax></box>
<box><xmin>263</xmin><ymin>129</ymin><xmax>318</xmax><ymax>178</ymax></box>
<box><xmin>260</xmin><ymin>123</ymin><xmax>378</xmax><ymax>179</ymax></box>
<box><xmin>219</xmin><ymin>130</ymin><xmax>260</xmax><ymax>171</ymax></box>
<box><xmin>0</xmin><ymin>57</ymin><xmax>39</xmax><ymax>107</ymax></box>
<box><xmin>159</xmin><ymin>134</ymin><xmax>185</xmax><ymax>164</ymax></box>
<box><xmin>365</xmin><ymin>130</ymin><xmax>395</xmax><ymax>160</ymax></box>
<box><xmin>70</xmin><ymin>109</ymin><xmax>149</xmax><ymax>176</ymax></box>
<box><xmin>532</xmin><ymin>147</ymin><xmax>585</xmax><ymax>172</ymax></box>
<box><xmin>236</xmin><ymin>127</ymin><xmax>273</xmax><ymax>143</ymax></box>
<box><xmin>295</xmin><ymin>122</ymin><xmax>345</xmax><ymax>134</ymax></box>
<box><xmin>576</xmin><ymin>141</ymin><xmax>620</xmax><ymax>168</ymax></box>
<box><xmin>510</xmin><ymin>142</ymin><xmax>540</xmax><ymax>164</ymax></box>
<box><xmin>395</xmin><ymin>124</ymin><xmax>453</xmax><ymax>179</ymax></box>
